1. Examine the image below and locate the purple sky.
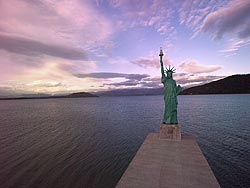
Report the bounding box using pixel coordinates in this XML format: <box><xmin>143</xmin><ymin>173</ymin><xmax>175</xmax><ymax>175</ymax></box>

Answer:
<box><xmin>0</xmin><ymin>0</ymin><xmax>250</xmax><ymax>96</ymax></box>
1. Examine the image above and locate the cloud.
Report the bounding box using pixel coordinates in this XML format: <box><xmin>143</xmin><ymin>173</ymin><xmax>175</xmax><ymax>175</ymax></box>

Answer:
<box><xmin>104</xmin><ymin>80</ymin><xmax>140</xmax><ymax>87</ymax></box>
<box><xmin>0</xmin><ymin>83</ymin><xmax>38</xmax><ymax>97</ymax></box>
<box><xmin>219</xmin><ymin>38</ymin><xmax>250</xmax><ymax>56</ymax></box>
<box><xmin>178</xmin><ymin>0</ymin><xmax>221</xmax><ymax>38</ymax></box>
<box><xmin>107</xmin><ymin>53</ymin><xmax>174</xmax><ymax>70</ymax></box>
<box><xmin>202</xmin><ymin>0</ymin><xmax>250</xmax><ymax>39</ymax></box>
<box><xmin>103</xmin><ymin>78</ymin><xmax>161</xmax><ymax>88</ymax></box>
<box><xmin>75</xmin><ymin>72</ymin><xmax>162</xmax><ymax>89</ymax></box>
<box><xmin>0</xmin><ymin>0</ymin><xmax>113</xmax><ymax>49</ymax></box>
<box><xmin>140</xmin><ymin>81</ymin><xmax>161</xmax><ymax>88</ymax></box>
<box><xmin>0</xmin><ymin>85</ymin><xmax>13</xmax><ymax>97</ymax></box>
<box><xmin>104</xmin><ymin>80</ymin><xmax>161</xmax><ymax>88</ymax></box>
<box><xmin>26</xmin><ymin>80</ymin><xmax>63</xmax><ymax>88</ymax></box>
<box><xmin>148</xmin><ymin>16</ymin><xmax>162</xmax><ymax>26</ymax></box>
<box><xmin>101</xmin><ymin>0</ymin><xmax>175</xmax><ymax>37</ymax></box>
<box><xmin>179</xmin><ymin>61</ymin><xmax>222</xmax><ymax>74</ymax></box>
<box><xmin>100</xmin><ymin>73</ymin><xmax>224</xmax><ymax>89</ymax></box>
<box><xmin>0</xmin><ymin>34</ymin><xmax>87</xmax><ymax>60</ymax></box>
<box><xmin>142</xmin><ymin>74</ymin><xmax>223</xmax><ymax>88</ymax></box>
<box><xmin>157</xmin><ymin>25</ymin><xmax>168</xmax><ymax>35</ymax></box>
<box><xmin>0</xmin><ymin>49</ymin><xmax>96</xmax><ymax>82</ymax></box>
<box><xmin>131</xmin><ymin>53</ymin><xmax>173</xmax><ymax>69</ymax></box>
<box><xmin>75</xmin><ymin>72</ymin><xmax>150</xmax><ymax>81</ymax></box>
<box><xmin>131</xmin><ymin>57</ymin><xmax>159</xmax><ymax>69</ymax></box>
<box><xmin>0</xmin><ymin>0</ymin><xmax>113</xmax><ymax>91</ymax></box>
<box><xmin>0</xmin><ymin>0</ymin><xmax>113</xmax><ymax>83</ymax></box>
<box><xmin>174</xmin><ymin>73</ymin><xmax>223</xmax><ymax>86</ymax></box>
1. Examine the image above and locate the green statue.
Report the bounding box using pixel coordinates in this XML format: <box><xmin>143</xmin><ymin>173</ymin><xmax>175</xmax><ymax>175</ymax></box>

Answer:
<box><xmin>159</xmin><ymin>48</ymin><xmax>182</xmax><ymax>124</ymax></box>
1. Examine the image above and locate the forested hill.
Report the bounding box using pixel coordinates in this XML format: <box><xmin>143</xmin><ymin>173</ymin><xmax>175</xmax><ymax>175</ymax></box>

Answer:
<box><xmin>181</xmin><ymin>74</ymin><xmax>250</xmax><ymax>95</ymax></box>
<box><xmin>67</xmin><ymin>92</ymin><xmax>98</xmax><ymax>98</ymax></box>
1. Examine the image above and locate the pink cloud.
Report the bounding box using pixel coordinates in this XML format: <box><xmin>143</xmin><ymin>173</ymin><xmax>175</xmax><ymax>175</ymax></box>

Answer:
<box><xmin>174</xmin><ymin>73</ymin><xmax>223</xmax><ymax>87</ymax></box>
<box><xmin>202</xmin><ymin>0</ymin><xmax>250</xmax><ymax>39</ymax></box>
<box><xmin>103</xmin><ymin>0</ymin><xmax>175</xmax><ymax>35</ymax></box>
<box><xmin>131</xmin><ymin>52</ymin><xmax>173</xmax><ymax>69</ymax></box>
<box><xmin>148</xmin><ymin>16</ymin><xmax>162</xmax><ymax>26</ymax></box>
<box><xmin>219</xmin><ymin>38</ymin><xmax>250</xmax><ymax>56</ymax></box>
<box><xmin>178</xmin><ymin>0</ymin><xmax>229</xmax><ymax>39</ymax></box>
<box><xmin>0</xmin><ymin>0</ymin><xmax>113</xmax><ymax>88</ymax></box>
<box><xmin>0</xmin><ymin>0</ymin><xmax>114</xmax><ymax>61</ymax></box>
<box><xmin>179</xmin><ymin>61</ymin><xmax>222</xmax><ymax>74</ymax></box>
<box><xmin>157</xmin><ymin>25</ymin><xmax>168</xmax><ymax>35</ymax></box>
<box><xmin>131</xmin><ymin>57</ymin><xmax>159</xmax><ymax>69</ymax></box>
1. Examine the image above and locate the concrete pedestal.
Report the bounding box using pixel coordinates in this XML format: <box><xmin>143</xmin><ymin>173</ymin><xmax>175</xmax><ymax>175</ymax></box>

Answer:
<box><xmin>159</xmin><ymin>124</ymin><xmax>181</xmax><ymax>141</ymax></box>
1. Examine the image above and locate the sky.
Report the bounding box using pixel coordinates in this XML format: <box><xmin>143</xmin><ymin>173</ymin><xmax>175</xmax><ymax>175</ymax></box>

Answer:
<box><xmin>0</xmin><ymin>0</ymin><xmax>250</xmax><ymax>96</ymax></box>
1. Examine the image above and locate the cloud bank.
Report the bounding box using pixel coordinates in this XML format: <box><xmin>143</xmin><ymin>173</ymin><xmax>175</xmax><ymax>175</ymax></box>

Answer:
<box><xmin>0</xmin><ymin>34</ymin><xmax>87</xmax><ymax>60</ymax></box>
<box><xmin>0</xmin><ymin>0</ymin><xmax>113</xmax><ymax>81</ymax></box>
<box><xmin>202</xmin><ymin>0</ymin><xmax>250</xmax><ymax>39</ymax></box>
<box><xmin>179</xmin><ymin>61</ymin><xmax>222</xmax><ymax>74</ymax></box>
<box><xmin>75</xmin><ymin>72</ymin><xmax>149</xmax><ymax>81</ymax></box>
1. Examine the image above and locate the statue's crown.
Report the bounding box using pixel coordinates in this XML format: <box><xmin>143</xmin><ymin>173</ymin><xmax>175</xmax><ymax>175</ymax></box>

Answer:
<box><xmin>165</xmin><ymin>66</ymin><xmax>176</xmax><ymax>73</ymax></box>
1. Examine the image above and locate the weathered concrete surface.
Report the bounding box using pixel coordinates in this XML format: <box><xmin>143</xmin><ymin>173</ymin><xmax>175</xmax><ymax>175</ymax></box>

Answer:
<box><xmin>116</xmin><ymin>133</ymin><xmax>221</xmax><ymax>188</ymax></box>
<box><xmin>160</xmin><ymin>124</ymin><xmax>181</xmax><ymax>141</ymax></box>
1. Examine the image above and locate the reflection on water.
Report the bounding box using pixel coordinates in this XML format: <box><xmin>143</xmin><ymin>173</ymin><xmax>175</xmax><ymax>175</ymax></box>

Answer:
<box><xmin>0</xmin><ymin>94</ymin><xmax>250</xmax><ymax>188</ymax></box>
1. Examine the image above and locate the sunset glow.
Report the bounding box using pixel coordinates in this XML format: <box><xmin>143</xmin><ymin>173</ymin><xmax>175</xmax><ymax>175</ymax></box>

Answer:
<box><xmin>0</xmin><ymin>0</ymin><xmax>250</xmax><ymax>96</ymax></box>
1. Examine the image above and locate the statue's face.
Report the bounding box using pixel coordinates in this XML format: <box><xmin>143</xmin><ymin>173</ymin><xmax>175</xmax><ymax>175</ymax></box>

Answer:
<box><xmin>167</xmin><ymin>71</ymin><xmax>172</xmax><ymax>78</ymax></box>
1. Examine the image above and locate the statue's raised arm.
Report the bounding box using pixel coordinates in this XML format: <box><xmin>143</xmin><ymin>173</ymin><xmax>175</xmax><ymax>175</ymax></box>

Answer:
<box><xmin>159</xmin><ymin>48</ymin><xmax>165</xmax><ymax>83</ymax></box>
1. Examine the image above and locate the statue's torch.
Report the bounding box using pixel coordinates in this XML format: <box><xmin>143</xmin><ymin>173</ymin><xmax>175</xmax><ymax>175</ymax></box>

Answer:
<box><xmin>159</xmin><ymin>47</ymin><xmax>164</xmax><ymax>65</ymax></box>
<box><xmin>159</xmin><ymin>47</ymin><xmax>164</xmax><ymax>57</ymax></box>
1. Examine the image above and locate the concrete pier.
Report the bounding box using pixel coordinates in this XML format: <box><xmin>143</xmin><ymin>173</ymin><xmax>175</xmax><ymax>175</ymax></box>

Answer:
<box><xmin>115</xmin><ymin>133</ymin><xmax>221</xmax><ymax>188</ymax></box>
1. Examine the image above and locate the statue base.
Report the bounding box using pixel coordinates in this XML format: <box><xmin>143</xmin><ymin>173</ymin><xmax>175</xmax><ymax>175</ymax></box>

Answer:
<box><xmin>159</xmin><ymin>124</ymin><xmax>181</xmax><ymax>141</ymax></box>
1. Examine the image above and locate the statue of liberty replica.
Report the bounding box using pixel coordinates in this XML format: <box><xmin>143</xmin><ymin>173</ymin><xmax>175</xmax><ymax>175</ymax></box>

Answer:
<box><xmin>159</xmin><ymin>48</ymin><xmax>182</xmax><ymax>140</ymax></box>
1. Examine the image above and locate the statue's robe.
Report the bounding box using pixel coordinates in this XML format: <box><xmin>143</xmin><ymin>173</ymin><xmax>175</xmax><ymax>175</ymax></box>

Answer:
<box><xmin>161</xmin><ymin>76</ymin><xmax>181</xmax><ymax>124</ymax></box>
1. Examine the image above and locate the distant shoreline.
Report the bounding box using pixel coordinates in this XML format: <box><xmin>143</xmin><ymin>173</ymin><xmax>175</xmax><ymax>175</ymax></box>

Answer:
<box><xmin>0</xmin><ymin>92</ymin><xmax>98</xmax><ymax>100</ymax></box>
<box><xmin>0</xmin><ymin>96</ymin><xmax>96</xmax><ymax>101</ymax></box>
<box><xmin>1</xmin><ymin>93</ymin><xmax>250</xmax><ymax>100</ymax></box>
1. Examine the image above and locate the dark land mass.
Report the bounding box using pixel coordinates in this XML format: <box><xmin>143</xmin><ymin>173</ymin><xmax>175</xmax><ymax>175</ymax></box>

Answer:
<box><xmin>67</xmin><ymin>92</ymin><xmax>98</xmax><ymax>98</ymax></box>
<box><xmin>181</xmin><ymin>74</ymin><xmax>250</xmax><ymax>95</ymax></box>
<box><xmin>0</xmin><ymin>92</ymin><xmax>98</xmax><ymax>100</ymax></box>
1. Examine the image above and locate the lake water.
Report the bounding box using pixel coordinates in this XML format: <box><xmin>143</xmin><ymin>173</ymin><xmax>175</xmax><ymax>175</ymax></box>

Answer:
<box><xmin>0</xmin><ymin>95</ymin><xmax>250</xmax><ymax>188</ymax></box>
